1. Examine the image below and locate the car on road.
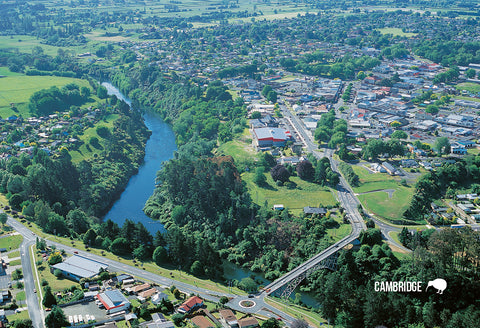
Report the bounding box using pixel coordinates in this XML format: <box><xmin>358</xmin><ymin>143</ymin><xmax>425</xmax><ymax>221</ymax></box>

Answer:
<box><xmin>33</xmin><ymin>288</ymin><xmax>36</xmax><ymax>293</ymax></box>
<box><xmin>248</xmin><ymin>294</ymin><xmax>254</xmax><ymax>298</ymax></box>
<box><xmin>74</xmin><ymin>251</ymin><xmax>78</xmax><ymax>254</ymax></box>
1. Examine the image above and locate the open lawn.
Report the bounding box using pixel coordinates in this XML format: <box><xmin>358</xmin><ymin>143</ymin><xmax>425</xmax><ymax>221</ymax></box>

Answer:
<box><xmin>242</xmin><ymin>173</ymin><xmax>337</xmax><ymax>215</ymax></box>
<box><xmin>7</xmin><ymin>310</ymin><xmax>30</xmax><ymax>323</ymax></box>
<box><xmin>327</xmin><ymin>221</ymin><xmax>352</xmax><ymax>243</ymax></box>
<box><xmin>0</xmin><ymin>74</ymin><xmax>91</xmax><ymax>118</ymax></box>
<box><xmin>34</xmin><ymin>251</ymin><xmax>79</xmax><ymax>293</ymax></box>
<box><xmin>9</xmin><ymin>259</ymin><xmax>21</xmax><ymax>266</ymax></box>
<box><xmin>352</xmin><ymin>165</ymin><xmax>415</xmax><ymax>221</ymax></box>
<box><xmin>216</xmin><ymin>139</ymin><xmax>258</xmax><ymax>165</ymax></box>
<box><xmin>455</xmin><ymin>82</ymin><xmax>480</xmax><ymax>94</ymax></box>
<box><xmin>15</xmin><ymin>291</ymin><xmax>26</xmax><ymax>302</ymax></box>
<box><xmin>453</xmin><ymin>95</ymin><xmax>480</xmax><ymax>103</ymax></box>
<box><xmin>69</xmin><ymin>114</ymin><xmax>119</xmax><ymax>163</ymax></box>
<box><xmin>8</xmin><ymin>250</ymin><xmax>20</xmax><ymax>259</ymax></box>
<box><xmin>377</xmin><ymin>27</ymin><xmax>417</xmax><ymax>37</ymax></box>
<box><xmin>0</xmin><ymin>35</ymin><xmax>62</xmax><ymax>57</ymax></box>
<box><xmin>0</xmin><ymin>234</ymin><xmax>23</xmax><ymax>251</ymax></box>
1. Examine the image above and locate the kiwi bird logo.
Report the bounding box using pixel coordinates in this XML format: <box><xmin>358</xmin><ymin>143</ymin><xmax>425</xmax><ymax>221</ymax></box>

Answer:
<box><xmin>426</xmin><ymin>279</ymin><xmax>447</xmax><ymax>294</ymax></box>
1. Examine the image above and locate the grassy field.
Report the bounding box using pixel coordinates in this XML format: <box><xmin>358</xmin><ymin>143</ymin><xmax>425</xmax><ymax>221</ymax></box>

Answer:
<box><xmin>15</xmin><ymin>291</ymin><xmax>26</xmax><ymax>301</ymax></box>
<box><xmin>8</xmin><ymin>250</ymin><xmax>20</xmax><ymax>259</ymax></box>
<box><xmin>216</xmin><ymin>139</ymin><xmax>258</xmax><ymax>165</ymax></box>
<box><xmin>455</xmin><ymin>82</ymin><xmax>480</xmax><ymax>94</ymax></box>
<box><xmin>34</xmin><ymin>251</ymin><xmax>79</xmax><ymax>292</ymax></box>
<box><xmin>7</xmin><ymin>310</ymin><xmax>30</xmax><ymax>323</ymax></box>
<box><xmin>0</xmin><ymin>234</ymin><xmax>23</xmax><ymax>251</ymax></box>
<box><xmin>242</xmin><ymin>172</ymin><xmax>337</xmax><ymax>215</ymax></box>
<box><xmin>0</xmin><ymin>73</ymin><xmax>92</xmax><ymax>118</ymax></box>
<box><xmin>377</xmin><ymin>27</ymin><xmax>418</xmax><ymax>37</ymax></box>
<box><xmin>69</xmin><ymin>113</ymin><xmax>119</xmax><ymax>163</ymax></box>
<box><xmin>9</xmin><ymin>259</ymin><xmax>21</xmax><ymax>266</ymax></box>
<box><xmin>453</xmin><ymin>95</ymin><xmax>480</xmax><ymax>103</ymax></box>
<box><xmin>0</xmin><ymin>35</ymin><xmax>62</xmax><ymax>57</ymax></box>
<box><xmin>352</xmin><ymin>165</ymin><xmax>415</xmax><ymax>221</ymax></box>
<box><xmin>327</xmin><ymin>220</ymin><xmax>352</xmax><ymax>242</ymax></box>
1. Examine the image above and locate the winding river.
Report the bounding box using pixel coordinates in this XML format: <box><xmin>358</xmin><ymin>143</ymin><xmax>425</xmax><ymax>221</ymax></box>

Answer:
<box><xmin>102</xmin><ymin>82</ymin><xmax>176</xmax><ymax>234</ymax></box>
<box><xmin>101</xmin><ymin>83</ymin><xmax>318</xmax><ymax>307</ymax></box>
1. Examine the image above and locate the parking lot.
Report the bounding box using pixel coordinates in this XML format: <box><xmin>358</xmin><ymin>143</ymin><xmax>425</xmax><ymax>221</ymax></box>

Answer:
<box><xmin>61</xmin><ymin>300</ymin><xmax>109</xmax><ymax>323</ymax></box>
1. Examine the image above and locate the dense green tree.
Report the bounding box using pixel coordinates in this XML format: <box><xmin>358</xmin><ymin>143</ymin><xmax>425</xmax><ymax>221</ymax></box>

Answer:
<box><xmin>270</xmin><ymin>164</ymin><xmax>290</xmax><ymax>183</ymax></box>
<box><xmin>43</xmin><ymin>286</ymin><xmax>57</xmax><ymax>308</ymax></box>
<box><xmin>45</xmin><ymin>307</ymin><xmax>68</xmax><ymax>328</ymax></box>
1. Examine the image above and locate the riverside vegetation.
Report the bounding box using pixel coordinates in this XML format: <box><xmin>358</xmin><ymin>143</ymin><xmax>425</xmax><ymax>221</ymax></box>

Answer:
<box><xmin>2</xmin><ymin>1</ymin><xmax>480</xmax><ymax>327</ymax></box>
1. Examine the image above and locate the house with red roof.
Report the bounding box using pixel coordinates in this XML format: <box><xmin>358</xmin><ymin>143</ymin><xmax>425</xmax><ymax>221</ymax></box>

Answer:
<box><xmin>178</xmin><ymin>296</ymin><xmax>204</xmax><ymax>314</ymax></box>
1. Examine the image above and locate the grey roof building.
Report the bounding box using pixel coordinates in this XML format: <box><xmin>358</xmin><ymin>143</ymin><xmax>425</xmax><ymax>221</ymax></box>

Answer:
<box><xmin>52</xmin><ymin>255</ymin><xmax>108</xmax><ymax>281</ymax></box>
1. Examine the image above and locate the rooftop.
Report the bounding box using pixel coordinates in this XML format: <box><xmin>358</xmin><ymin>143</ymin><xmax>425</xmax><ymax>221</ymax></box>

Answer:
<box><xmin>52</xmin><ymin>255</ymin><xmax>108</xmax><ymax>279</ymax></box>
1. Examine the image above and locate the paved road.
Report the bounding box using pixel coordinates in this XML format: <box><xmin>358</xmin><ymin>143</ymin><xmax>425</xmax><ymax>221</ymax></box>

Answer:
<box><xmin>7</xmin><ymin>217</ymin><xmax>44</xmax><ymax>328</ymax></box>
<box><xmin>280</xmin><ymin>100</ymin><xmax>410</xmax><ymax>251</ymax></box>
<box><xmin>7</xmin><ymin>217</ymin><xmax>304</xmax><ymax>326</ymax></box>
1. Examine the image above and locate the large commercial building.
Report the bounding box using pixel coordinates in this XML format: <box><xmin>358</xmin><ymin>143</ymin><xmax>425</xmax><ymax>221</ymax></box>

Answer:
<box><xmin>96</xmin><ymin>290</ymin><xmax>131</xmax><ymax>314</ymax></box>
<box><xmin>253</xmin><ymin>127</ymin><xmax>291</xmax><ymax>148</ymax></box>
<box><xmin>51</xmin><ymin>255</ymin><xmax>108</xmax><ymax>282</ymax></box>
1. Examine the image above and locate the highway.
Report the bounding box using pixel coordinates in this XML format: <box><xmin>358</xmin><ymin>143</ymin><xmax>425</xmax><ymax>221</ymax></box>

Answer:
<box><xmin>7</xmin><ymin>217</ymin><xmax>44</xmax><ymax>328</ymax></box>
<box><xmin>7</xmin><ymin>216</ymin><xmax>304</xmax><ymax>327</ymax></box>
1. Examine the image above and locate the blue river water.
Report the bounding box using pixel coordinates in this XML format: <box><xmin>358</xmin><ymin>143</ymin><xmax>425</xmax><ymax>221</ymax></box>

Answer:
<box><xmin>102</xmin><ymin>82</ymin><xmax>176</xmax><ymax>234</ymax></box>
<box><xmin>101</xmin><ymin>83</ymin><xmax>319</xmax><ymax>307</ymax></box>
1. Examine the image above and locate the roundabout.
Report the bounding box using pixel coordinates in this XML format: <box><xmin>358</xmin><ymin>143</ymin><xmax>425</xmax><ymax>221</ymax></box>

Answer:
<box><xmin>239</xmin><ymin>300</ymin><xmax>256</xmax><ymax>308</ymax></box>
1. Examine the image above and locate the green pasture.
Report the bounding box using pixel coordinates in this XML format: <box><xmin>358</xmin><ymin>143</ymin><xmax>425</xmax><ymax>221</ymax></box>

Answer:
<box><xmin>242</xmin><ymin>172</ymin><xmax>337</xmax><ymax>216</ymax></box>
<box><xmin>0</xmin><ymin>73</ymin><xmax>91</xmax><ymax>118</ymax></box>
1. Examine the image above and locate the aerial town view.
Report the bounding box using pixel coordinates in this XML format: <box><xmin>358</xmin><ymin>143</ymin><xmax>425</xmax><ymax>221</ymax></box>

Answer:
<box><xmin>0</xmin><ymin>0</ymin><xmax>480</xmax><ymax>327</ymax></box>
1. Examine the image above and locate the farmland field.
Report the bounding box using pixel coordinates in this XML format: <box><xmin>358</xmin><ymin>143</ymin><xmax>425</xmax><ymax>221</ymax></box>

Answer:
<box><xmin>0</xmin><ymin>73</ymin><xmax>91</xmax><ymax>118</ymax></box>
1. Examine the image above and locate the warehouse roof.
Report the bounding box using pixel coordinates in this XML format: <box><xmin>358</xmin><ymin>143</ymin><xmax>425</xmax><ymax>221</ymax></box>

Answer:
<box><xmin>52</xmin><ymin>255</ymin><xmax>108</xmax><ymax>279</ymax></box>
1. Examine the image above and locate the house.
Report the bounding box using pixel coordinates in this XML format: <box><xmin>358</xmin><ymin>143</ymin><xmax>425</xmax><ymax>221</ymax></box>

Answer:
<box><xmin>303</xmin><ymin>207</ymin><xmax>327</xmax><ymax>216</ymax></box>
<box><xmin>178</xmin><ymin>296</ymin><xmax>204</xmax><ymax>314</ymax></box>
<box><xmin>371</xmin><ymin>163</ymin><xmax>387</xmax><ymax>173</ymax></box>
<box><xmin>51</xmin><ymin>255</ymin><xmax>108</xmax><ymax>282</ymax></box>
<box><xmin>219</xmin><ymin>309</ymin><xmax>238</xmax><ymax>328</ymax></box>
<box><xmin>381</xmin><ymin>162</ymin><xmax>397</xmax><ymax>175</ymax></box>
<box><xmin>139</xmin><ymin>288</ymin><xmax>157</xmax><ymax>299</ymax></box>
<box><xmin>191</xmin><ymin>316</ymin><xmax>215</xmax><ymax>328</ymax></box>
<box><xmin>130</xmin><ymin>283</ymin><xmax>151</xmax><ymax>294</ymax></box>
<box><xmin>451</xmin><ymin>143</ymin><xmax>467</xmax><ymax>155</ymax></box>
<box><xmin>457</xmin><ymin>140</ymin><xmax>475</xmax><ymax>148</ymax></box>
<box><xmin>238</xmin><ymin>317</ymin><xmax>260</xmax><ymax>328</ymax></box>
<box><xmin>151</xmin><ymin>292</ymin><xmax>169</xmax><ymax>305</ymax></box>
<box><xmin>0</xmin><ymin>291</ymin><xmax>9</xmax><ymax>304</ymax></box>
<box><xmin>401</xmin><ymin>159</ymin><xmax>417</xmax><ymax>168</ymax></box>
<box><xmin>96</xmin><ymin>290</ymin><xmax>131</xmax><ymax>314</ymax></box>
<box><xmin>141</xmin><ymin>313</ymin><xmax>175</xmax><ymax>328</ymax></box>
<box><xmin>116</xmin><ymin>274</ymin><xmax>133</xmax><ymax>284</ymax></box>
<box><xmin>273</xmin><ymin>204</ymin><xmax>284</xmax><ymax>211</ymax></box>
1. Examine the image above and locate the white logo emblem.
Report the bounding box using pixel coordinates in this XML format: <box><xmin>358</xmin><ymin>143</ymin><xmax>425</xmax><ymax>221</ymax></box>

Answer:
<box><xmin>426</xmin><ymin>279</ymin><xmax>447</xmax><ymax>294</ymax></box>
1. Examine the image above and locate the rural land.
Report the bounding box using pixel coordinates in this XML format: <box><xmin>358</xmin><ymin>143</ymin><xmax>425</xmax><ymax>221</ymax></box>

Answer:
<box><xmin>0</xmin><ymin>1</ymin><xmax>480</xmax><ymax>328</ymax></box>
